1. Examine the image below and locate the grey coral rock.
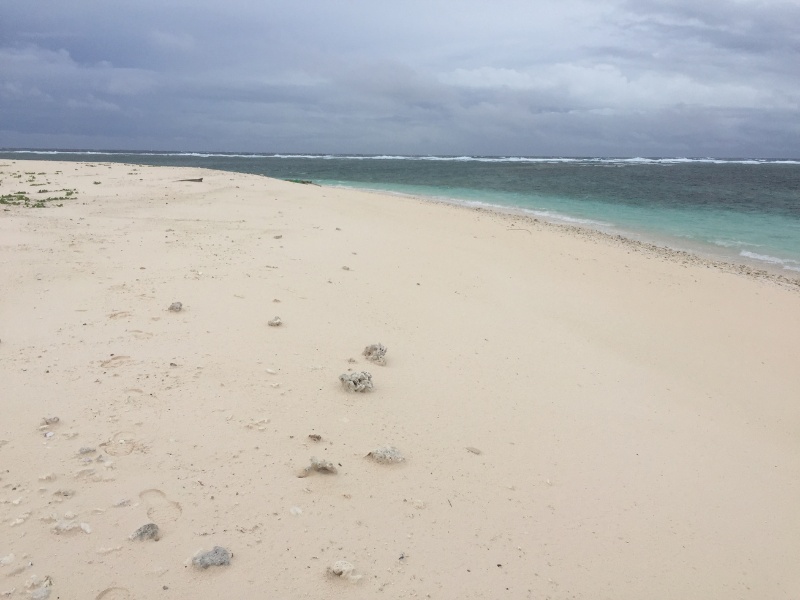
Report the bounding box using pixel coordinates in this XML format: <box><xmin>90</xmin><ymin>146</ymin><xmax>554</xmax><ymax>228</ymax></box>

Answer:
<box><xmin>129</xmin><ymin>523</ymin><xmax>160</xmax><ymax>541</ymax></box>
<box><xmin>367</xmin><ymin>446</ymin><xmax>405</xmax><ymax>464</ymax></box>
<box><xmin>192</xmin><ymin>546</ymin><xmax>232</xmax><ymax>569</ymax></box>
<box><xmin>168</xmin><ymin>301</ymin><xmax>183</xmax><ymax>312</ymax></box>
<box><xmin>339</xmin><ymin>371</ymin><xmax>373</xmax><ymax>392</ymax></box>
<box><xmin>362</xmin><ymin>343</ymin><xmax>387</xmax><ymax>365</ymax></box>
<box><xmin>268</xmin><ymin>316</ymin><xmax>283</xmax><ymax>327</ymax></box>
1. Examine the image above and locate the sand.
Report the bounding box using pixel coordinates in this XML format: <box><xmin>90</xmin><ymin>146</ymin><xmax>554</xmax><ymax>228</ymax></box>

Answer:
<box><xmin>1</xmin><ymin>160</ymin><xmax>799</xmax><ymax>599</ymax></box>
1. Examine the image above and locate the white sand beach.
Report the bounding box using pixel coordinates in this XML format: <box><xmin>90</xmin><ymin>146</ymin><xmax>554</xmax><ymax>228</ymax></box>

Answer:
<box><xmin>2</xmin><ymin>160</ymin><xmax>799</xmax><ymax>599</ymax></box>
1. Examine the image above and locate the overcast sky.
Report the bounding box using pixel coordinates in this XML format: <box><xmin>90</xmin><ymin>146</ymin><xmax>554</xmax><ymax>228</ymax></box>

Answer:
<box><xmin>1</xmin><ymin>1</ymin><xmax>799</xmax><ymax>156</ymax></box>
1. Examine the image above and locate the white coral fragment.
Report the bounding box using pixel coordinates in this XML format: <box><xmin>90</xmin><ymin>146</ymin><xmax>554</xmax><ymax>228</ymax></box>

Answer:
<box><xmin>328</xmin><ymin>560</ymin><xmax>362</xmax><ymax>582</ymax></box>
<box><xmin>362</xmin><ymin>343</ymin><xmax>387</xmax><ymax>365</ymax></box>
<box><xmin>297</xmin><ymin>456</ymin><xmax>338</xmax><ymax>478</ymax></box>
<box><xmin>366</xmin><ymin>446</ymin><xmax>405</xmax><ymax>464</ymax></box>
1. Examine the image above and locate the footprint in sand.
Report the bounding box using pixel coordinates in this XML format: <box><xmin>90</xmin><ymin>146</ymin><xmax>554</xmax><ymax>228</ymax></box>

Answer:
<box><xmin>127</xmin><ymin>330</ymin><xmax>153</xmax><ymax>340</ymax></box>
<box><xmin>95</xmin><ymin>587</ymin><xmax>132</xmax><ymax>600</ymax></box>
<box><xmin>139</xmin><ymin>489</ymin><xmax>182</xmax><ymax>523</ymax></box>
<box><xmin>100</xmin><ymin>355</ymin><xmax>131</xmax><ymax>368</ymax></box>
<box><xmin>101</xmin><ymin>431</ymin><xmax>138</xmax><ymax>456</ymax></box>
<box><xmin>107</xmin><ymin>311</ymin><xmax>132</xmax><ymax>320</ymax></box>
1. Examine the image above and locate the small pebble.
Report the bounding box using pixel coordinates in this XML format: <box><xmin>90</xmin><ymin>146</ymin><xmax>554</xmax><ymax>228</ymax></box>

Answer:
<box><xmin>168</xmin><ymin>302</ymin><xmax>183</xmax><ymax>312</ymax></box>
<box><xmin>129</xmin><ymin>523</ymin><xmax>160</xmax><ymax>541</ymax></box>
<box><xmin>192</xmin><ymin>546</ymin><xmax>232</xmax><ymax>569</ymax></box>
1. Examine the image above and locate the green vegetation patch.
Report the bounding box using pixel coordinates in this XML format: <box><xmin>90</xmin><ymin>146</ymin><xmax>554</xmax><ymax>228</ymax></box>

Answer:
<box><xmin>0</xmin><ymin>192</ymin><xmax>31</xmax><ymax>206</ymax></box>
<box><xmin>0</xmin><ymin>188</ymin><xmax>77</xmax><ymax>208</ymax></box>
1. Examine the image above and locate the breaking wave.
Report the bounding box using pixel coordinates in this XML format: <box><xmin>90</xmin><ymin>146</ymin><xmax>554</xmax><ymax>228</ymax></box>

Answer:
<box><xmin>3</xmin><ymin>150</ymin><xmax>799</xmax><ymax>165</ymax></box>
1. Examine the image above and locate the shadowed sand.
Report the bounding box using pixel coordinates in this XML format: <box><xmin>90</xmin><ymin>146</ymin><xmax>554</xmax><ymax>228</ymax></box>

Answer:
<box><xmin>1</xmin><ymin>160</ymin><xmax>799</xmax><ymax>599</ymax></box>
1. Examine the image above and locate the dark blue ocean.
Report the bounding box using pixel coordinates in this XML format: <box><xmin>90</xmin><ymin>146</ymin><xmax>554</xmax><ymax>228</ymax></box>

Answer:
<box><xmin>3</xmin><ymin>151</ymin><xmax>799</xmax><ymax>274</ymax></box>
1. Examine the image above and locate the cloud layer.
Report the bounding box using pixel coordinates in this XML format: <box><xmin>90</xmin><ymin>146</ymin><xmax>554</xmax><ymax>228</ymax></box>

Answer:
<box><xmin>1</xmin><ymin>0</ymin><xmax>798</xmax><ymax>156</ymax></box>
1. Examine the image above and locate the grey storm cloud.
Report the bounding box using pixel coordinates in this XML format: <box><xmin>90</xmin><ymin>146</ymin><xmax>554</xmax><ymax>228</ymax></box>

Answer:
<box><xmin>1</xmin><ymin>0</ymin><xmax>798</xmax><ymax>156</ymax></box>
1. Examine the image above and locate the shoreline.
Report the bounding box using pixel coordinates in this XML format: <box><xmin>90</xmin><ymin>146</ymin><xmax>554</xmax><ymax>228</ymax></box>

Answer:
<box><xmin>328</xmin><ymin>182</ymin><xmax>800</xmax><ymax>290</ymax></box>
<box><xmin>2</xmin><ymin>160</ymin><xmax>800</xmax><ymax>599</ymax></box>
<box><xmin>4</xmin><ymin>151</ymin><xmax>800</xmax><ymax>280</ymax></box>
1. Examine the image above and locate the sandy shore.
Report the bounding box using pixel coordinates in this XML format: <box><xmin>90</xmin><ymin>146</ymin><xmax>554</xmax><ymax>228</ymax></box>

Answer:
<box><xmin>2</xmin><ymin>160</ymin><xmax>799</xmax><ymax>599</ymax></box>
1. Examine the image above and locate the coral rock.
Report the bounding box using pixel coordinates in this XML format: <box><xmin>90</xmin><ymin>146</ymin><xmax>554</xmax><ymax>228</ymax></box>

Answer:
<box><xmin>297</xmin><ymin>456</ymin><xmax>337</xmax><ymax>478</ymax></box>
<box><xmin>192</xmin><ymin>546</ymin><xmax>232</xmax><ymax>569</ymax></box>
<box><xmin>129</xmin><ymin>523</ymin><xmax>160</xmax><ymax>541</ymax></box>
<box><xmin>362</xmin><ymin>343</ymin><xmax>387</xmax><ymax>365</ymax></box>
<box><xmin>367</xmin><ymin>446</ymin><xmax>405</xmax><ymax>464</ymax></box>
<box><xmin>339</xmin><ymin>371</ymin><xmax>373</xmax><ymax>392</ymax></box>
<box><xmin>328</xmin><ymin>560</ymin><xmax>362</xmax><ymax>582</ymax></box>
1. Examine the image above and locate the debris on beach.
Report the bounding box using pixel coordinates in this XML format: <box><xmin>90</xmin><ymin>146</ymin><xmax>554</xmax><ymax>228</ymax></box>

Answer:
<box><xmin>339</xmin><ymin>371</ymin><xmax>373</xmax><ymax>392</ymax></box>
<box><xmin>273</xmin><ymin>235</ymin><xmax>282</xmax><ymax>239</ymax></box>
<box><xmin>342</xmin><ymin>265</ymin><xmax>350</xmax><ymax>271</ymax></box>
<box><xmin>129</xmin><ymin>523</ymin><xmax>160</xmax><ymax>542</ymax></box>
<box><xmin>51</xmin><ymin>518</ymin><xmax>91</xmax><ymax>535</ymax></box>
<box><xmin>25</xmin><ymin>575</ymin><xmax>53</xmax><ymax>600</ymax></box>
<box><xmin>41</xmin><ymin>416</ymin><xmax>60</xmax><ymax>426</ymax></box>
<box><xmin>192</xmin><ymin>546</ymin><xmax>232</xmax><ymax>569</ymax></box>
<box><xmin>268</xmin><ymin>316</ymin><xmax>283</xmax><ymax>327</ymax></box>
<box><xmin>362</xmin><ymin>343</ymin><xmax>387</xmax><ymax>365</ymax></box>
<box><xmin>297</xmin><ymin>456</ymin><xmax>337</xmax><ymax>478</ymax></box>
<box><xmin>327</xmin><ymin>560</ymin><xmax>362</xmax><ymax>582</ymax></box>
<box><xmin>466</xmin><ymin>446</ymin><xmax>483</xmax><ymax>455</ymax></box>
<box><xmin>366</xmin><ymin>446</ymin><xmax>405</xmax><ymax>464</ymax></box>
<box><xmin>168</xmin><ymin>302</ymin><xmax>183</xmax><ymax>312</ymax></box>
<box><xmin>308</xmin><ymin>434</ymin><xmax>322</xmax><ymax>442</ymax></box>
<box><xmin>9</xmin><ymin>513</ymin><xmax>30</xmax><ymax>527</ymax></box>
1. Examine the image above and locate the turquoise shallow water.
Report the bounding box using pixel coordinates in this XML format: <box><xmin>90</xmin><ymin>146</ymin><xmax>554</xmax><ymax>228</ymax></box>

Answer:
<box><xmin>3</xmin><ymin>151</ymin><xmax>799</xmax><ymax>273</ymax></box>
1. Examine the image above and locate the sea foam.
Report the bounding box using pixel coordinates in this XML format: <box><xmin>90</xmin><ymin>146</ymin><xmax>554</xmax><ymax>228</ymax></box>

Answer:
<box><xmin>740</xmin><ymin>251</ymin><xmax>800</xmax><ymax>272</ymax></box>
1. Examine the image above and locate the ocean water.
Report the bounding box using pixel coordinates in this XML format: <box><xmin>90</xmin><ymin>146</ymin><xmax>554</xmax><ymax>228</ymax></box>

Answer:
<box><xmin>3</xmin><ymin>151</ymin><xmax>799</xmax><ymax>274</ymax></box>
